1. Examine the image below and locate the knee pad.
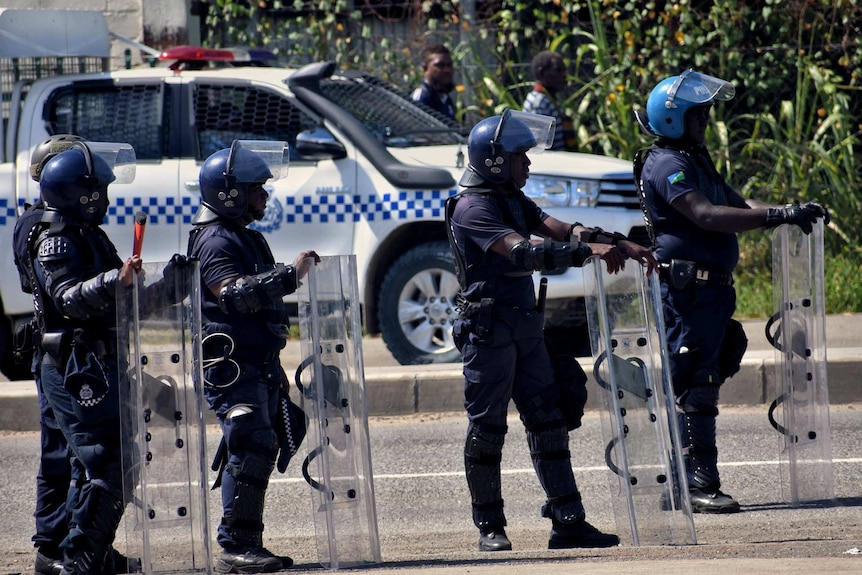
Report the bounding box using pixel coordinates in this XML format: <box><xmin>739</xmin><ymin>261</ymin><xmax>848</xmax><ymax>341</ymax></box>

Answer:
<box><xmin>223</xmin><ymin>407</ymin><xmax>278</xmax><ymax>460</ymax></box>
<box><xmin>519</xmin><ymin>393</ymin><xmax>566</xmax><ymax>434</ymax></box>
<box><xmin>465</xmin><ymin>422</ymin><xmax>506</xmax><ymax>461</ymax></box>
<box><xmin>680</xmin><ymin>386</ymin><xmax>720</xmax><ymax>417</ymax></box>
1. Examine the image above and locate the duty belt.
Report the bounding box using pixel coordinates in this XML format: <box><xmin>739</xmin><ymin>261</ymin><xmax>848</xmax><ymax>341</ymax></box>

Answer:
<box><xmin>658</xmin><ymin>260</ymin><xmax>734</xmax><ymax>289</ymax></box>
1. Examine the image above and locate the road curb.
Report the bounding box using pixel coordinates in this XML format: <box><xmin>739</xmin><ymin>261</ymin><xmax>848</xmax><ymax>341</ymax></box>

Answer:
<box><xmin>2</xmin><ymin>348</ymin><xmax>857</xmax><ymax>432</ymax></box>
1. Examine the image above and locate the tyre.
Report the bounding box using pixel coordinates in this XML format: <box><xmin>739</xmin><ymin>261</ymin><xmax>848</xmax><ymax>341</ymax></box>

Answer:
<box><xmin>378</xmin><ymin>242</ymin><xmax>462</xmax><ymax>365</ymax></box>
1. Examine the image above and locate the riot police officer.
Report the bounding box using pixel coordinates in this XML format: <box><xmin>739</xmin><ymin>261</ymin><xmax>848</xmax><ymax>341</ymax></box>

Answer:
<box><xmin>29</xmin><ymin>142</ymin><xmax>152</xmax><ymax>574</ymax></box>
<box><xmin>635</xmin><ymin>70</ymin><xmax>829</xmax><ymax>513</ymax></box>
<box><xmin>13</xmin><ymin>134</ymin><xmax>86</xmax><ymax>575</ymax></box>
<box><xmin>187</xmin><ymin>140</ymin><xmax>318</xmax><ymax>573</ymax></box>
<box><xmin>446</xmin><ymin>110</ymin><xmax>655</xmax><ymax>551</ymax></box>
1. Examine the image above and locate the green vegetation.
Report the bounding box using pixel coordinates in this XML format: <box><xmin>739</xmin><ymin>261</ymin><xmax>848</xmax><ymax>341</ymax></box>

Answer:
<box><xmin>204</xmin><ymin>1</ymin><xmax>862</xmax><ymax>316</ymax></box>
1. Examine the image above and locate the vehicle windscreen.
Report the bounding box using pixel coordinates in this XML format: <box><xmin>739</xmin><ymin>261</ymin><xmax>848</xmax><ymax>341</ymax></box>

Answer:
<box><xmin>318</xmin><ymin>71</ymin><xmax>465</xmax><ymax>148</ymax></box>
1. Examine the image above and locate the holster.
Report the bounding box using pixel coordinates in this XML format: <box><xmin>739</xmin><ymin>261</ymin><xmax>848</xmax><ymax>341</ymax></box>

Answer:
<box><xmin>40</xmin><ymin>331</ymin><xmax>72</xmax><ymax>366</ymax></box>
<box><xmin>665</xmin><ymin>259</ymin><xmax>697</xmax><ymax>290</ymax></box>
<box><xmin>12</xmin><ymin>319</ymin><xmax>38</xmax><ymax>366</ymax></box>
<box><xmin>459</xmin><ymin>297</ymin><xmax>496</xmax><ymax>341</ymax></box>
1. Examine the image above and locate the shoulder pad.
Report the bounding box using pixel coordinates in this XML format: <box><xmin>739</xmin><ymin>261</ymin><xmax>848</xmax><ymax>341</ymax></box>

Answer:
<box><xmin>37</xmin><ymin>235</ymin><xmax>76</xmax><ymax>261</ymax></box>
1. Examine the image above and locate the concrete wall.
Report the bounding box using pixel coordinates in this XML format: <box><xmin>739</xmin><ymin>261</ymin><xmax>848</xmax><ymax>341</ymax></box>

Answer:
<box><xmin>1</xmin><ymin>0</ymin><xmax>191</xmax><ymax>69</ymax></box>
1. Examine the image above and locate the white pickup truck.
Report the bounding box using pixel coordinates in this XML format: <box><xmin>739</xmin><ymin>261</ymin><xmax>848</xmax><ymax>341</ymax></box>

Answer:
<box><xmin>0</xmin><ymin>7</ymin><xmax>647</xmax><ymax>379</ymax></box>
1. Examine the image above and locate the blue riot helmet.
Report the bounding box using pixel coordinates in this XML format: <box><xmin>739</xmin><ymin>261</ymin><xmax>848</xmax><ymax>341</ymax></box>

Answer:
<box><xmin>198</xmin><ymin>140</ymin><xmax>287</xmax><ymax>221</ymax></box>
<box><xmin>459</xmin><ymin>109</ymin><xmax>555</xmax><ymax>186</ymax></box>
<box><xmin>39</xmin><ymin>143</ymin><xmax>116</xmax><ymax>225</ymax></box>
<box><xmin>646</xmin><ymin>69</ymin><xmax>735</xmax><ymax>139</ymax></box>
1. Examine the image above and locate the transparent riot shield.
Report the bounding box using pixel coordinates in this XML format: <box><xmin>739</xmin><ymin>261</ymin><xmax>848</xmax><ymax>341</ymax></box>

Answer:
<box><xmin>767</xmin><ymin>220</ymin><xmax>834</xmax><ymax>505</ymax></box>
<box><xmin>117</xmin><ymin>260</ymin><xmax>213</xmax><ymax>573</ymax></box>
<box><xmin>584</xmin><ymin>258</ymin><xmax>696</xmax><ymax>546</ymax></box>
<box><xmin>295</xmin><ymin>255</ymin><xmax>381</xmax><ymax>569</ymax></box>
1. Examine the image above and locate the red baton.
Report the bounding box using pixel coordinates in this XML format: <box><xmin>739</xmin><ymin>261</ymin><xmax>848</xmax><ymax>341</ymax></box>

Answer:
<box><xmin>133</xmin><ymin>211</ymin><xmax>147</xmax><ymax>257</ymax></box>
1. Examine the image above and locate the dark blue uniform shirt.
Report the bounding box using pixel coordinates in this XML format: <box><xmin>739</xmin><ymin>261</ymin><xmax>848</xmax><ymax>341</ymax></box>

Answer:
<box><xmin>449</xmin><ymin>188</ymin><xmax>548</xmax><ymax>309</ymax></box>
<box><xmin>189</xmin><ymin>221</ymin><xmax>290</xmax><ymax>356</ymax></box>
<box><xmin>640</xmin><ymin>144</ymin><xmax>739</xmax><ymax>272</ymax></box>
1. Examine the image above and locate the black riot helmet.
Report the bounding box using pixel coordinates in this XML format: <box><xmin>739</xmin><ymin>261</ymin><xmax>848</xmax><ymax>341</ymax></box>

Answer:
<box><xmin>197</xmin><ymin>139</ymin><xmax>288</xmax><ymax>222</ymax></box>
<box><xmin>30</xmin><ymin>134</ymin><xmax>87</xmax><ymax>183</ymax></box>
<box><xmin>38</xmin><ymin>143</ymin><xmax>116</xmax><ymax>225</ymax></box>
<box><xmin>459</xmin><ymin>109</ymin><xmax>555</xmax><ymax>187</ymax></box>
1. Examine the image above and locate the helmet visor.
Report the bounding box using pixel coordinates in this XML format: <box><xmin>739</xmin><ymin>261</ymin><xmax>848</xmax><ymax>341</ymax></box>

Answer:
<box><xmin>227</xmin><ymin>139</ymin><xmax>289</xmax><ymax>182</ymax></box>
<box><xmin>497</xmin><ymin>110</ymin><xmax>555</xmax><ymax>154</ymax></box>
<box><xmin>83</xmin><ymin>142</ymin><xmax>136</xmax><ymax>184</ymax></box>
<box><xmin>666</xmin><ymin>70</ymin><xmax>735</xmax><ymax>109</ymax></box>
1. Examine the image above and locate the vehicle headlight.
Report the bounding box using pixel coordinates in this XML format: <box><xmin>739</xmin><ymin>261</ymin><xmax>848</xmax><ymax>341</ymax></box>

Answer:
<box><xmin>522</xmin><ymin>177</ymin><xmax>600</xmax><ymax>208</ymax></box>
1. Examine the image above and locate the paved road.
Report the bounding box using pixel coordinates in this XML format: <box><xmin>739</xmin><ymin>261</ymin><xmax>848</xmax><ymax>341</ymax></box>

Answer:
<box><xmin>1</xmin><ymin>314</ymin><xmax>859</xmax><ymax>573</ymax></box>
<box><xmin>2</xmin><ymin>405</ymin><xmax>861</xmax><ymax>574</ymax></box>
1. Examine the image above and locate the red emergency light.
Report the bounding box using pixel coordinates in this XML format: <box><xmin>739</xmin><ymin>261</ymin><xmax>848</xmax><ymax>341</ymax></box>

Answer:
<box><xmin>158</xmin><ymin>45</ymin><xmax>276</xmax><ymax>70</ymax></box>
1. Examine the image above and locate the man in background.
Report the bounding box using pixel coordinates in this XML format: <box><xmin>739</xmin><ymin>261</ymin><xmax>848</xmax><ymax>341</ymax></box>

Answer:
<box><xmin>412</xmin><ymin>43</ymin><xmax>457</xmax><ymax>120</ymax></box>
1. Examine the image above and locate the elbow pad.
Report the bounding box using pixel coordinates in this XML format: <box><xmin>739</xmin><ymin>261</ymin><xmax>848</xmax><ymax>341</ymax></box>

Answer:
<box><xmin>218</xmin><ymin>263</ymin><xmax>297</xmax><ymax>315</ymax></box>
<box><xmin>59</xmin><ymin>269</ymin><xmax>120</xmax><ymax>320</ymax></box>
<box><xmin>509</xmin><ymin>238</ymin><xmax>592</xmax><ymax>272</ymax></box>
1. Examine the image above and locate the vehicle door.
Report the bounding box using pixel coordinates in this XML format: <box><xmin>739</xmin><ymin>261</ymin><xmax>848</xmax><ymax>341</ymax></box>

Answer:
<box><xmin>40</xmin><ymin>77</ymin><xmax>185</xmax><ymax>261</ymax></box>
<box><xmin>176</xmin><ymin>79</ymin><xmax>358</xmax><ymax>266</ymax></box>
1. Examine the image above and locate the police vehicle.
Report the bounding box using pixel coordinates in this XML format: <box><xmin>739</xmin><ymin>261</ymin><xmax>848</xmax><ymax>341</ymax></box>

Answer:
<box><xmin>0</xmin><ymin>8</ymin><xmax>646</xmax><ymax>379</ymax></box>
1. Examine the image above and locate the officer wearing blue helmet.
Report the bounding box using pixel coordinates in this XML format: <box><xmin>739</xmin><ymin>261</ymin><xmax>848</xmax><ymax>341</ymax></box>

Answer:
<box><xmin>187</xmin><ymin>140</ymin><xmax>318</xmax><ymax>572</ymax></box>
<box><xmin>16</xmin><ymin>136</ymin><xmax>143</xmax><ymax>575</ymax></box>
<box><xmin>29</xmin><ymin>141</ymin><xmax>189</xmax><ymax>574</ymax></box>
<box><xmin>446</xmin><ymin>110</ymin><xmax>655</xmax><ymax>552</ymax></box>
<box><xmin>635</xmin><ymin>70</ymin><xmax>829</xmax><ymax>513</ymax></box>
<box><xmin>14</xmin><ymin>135</ymin><xmax>85</xmax><ymax>575</ymax></box>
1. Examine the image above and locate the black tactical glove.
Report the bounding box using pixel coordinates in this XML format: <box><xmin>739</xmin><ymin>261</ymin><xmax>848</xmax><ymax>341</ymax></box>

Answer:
<box><xmin>765</xmin><ymin>201</ymin><xmax>830</xmax><ymax>234</ymax></box>
<box><xmin>162</xmin><ymin>253</ymin><xmax>194</xmax><ymax>304</ymax></box>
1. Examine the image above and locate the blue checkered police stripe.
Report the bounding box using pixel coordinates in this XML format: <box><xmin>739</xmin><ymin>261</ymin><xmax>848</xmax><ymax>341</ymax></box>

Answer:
<box><xmin>284</xmin><ymin>189</ymin><xmax>458</xmax><ymax>224</ymax></box>
<box><xmin>109</xmin><ymin>196</ymin><xmax>200</xmax><ymax>225</ymax></box>
<box><xmin>4</xmin><ymin>189</ymin><xmax>458</xmax><ymax>227</ymax></box>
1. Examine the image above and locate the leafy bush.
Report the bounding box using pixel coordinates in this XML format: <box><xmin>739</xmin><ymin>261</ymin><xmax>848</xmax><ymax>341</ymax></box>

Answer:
<box><xmin>204</xmin><ymin>0</ymin><xmax>862</xmax><ymax>313</ymax></box>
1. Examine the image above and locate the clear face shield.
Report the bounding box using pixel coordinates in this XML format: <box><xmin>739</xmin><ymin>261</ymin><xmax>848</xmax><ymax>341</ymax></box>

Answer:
<box><xmin>81</xmin><ymin>141</ymin><xmax>137</xmax><ymax>184</ymax></box>
<box><xmin>226</xmin><ymin>139</ymin><xmax>290</xmax><ymax>183</ymax></box>
<box><xmin>495</xmin><ymin>109</ymin><xmax>556</xmax><ymax>155</ymax></box>
<box><xmin>665</xmin><ymin>69</ymin><xmax>735</xmax><ymax>109</ymax></box>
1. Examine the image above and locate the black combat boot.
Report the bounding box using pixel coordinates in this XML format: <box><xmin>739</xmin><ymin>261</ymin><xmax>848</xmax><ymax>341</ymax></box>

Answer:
<box><xmin>478</xmin><ymin>527</ymin><xmax>512</xmax><ymax>552</ymax></box>
<box><xmin>544</xmin><ymin>495</ymin><xmax>619</xmax><ymax>549</ymax></box>
<box><xmin>102</xmin><ymin>546</ymin><xmax>142</xmax><ymax>574</ymax></box>
<box><xmin>681</xmin><ymin>409</ymin><xmax>741</xmax><ymax>514</ymax></box>
<box><xmin>35</xmin><ymin>548</ymin><xmax>64</xmax><ymax>575</ymax></box>
<box><xmin>689</xmin><ymin>485</ymin><xmax>740</xmax><ymax>514</ymax></box>
<box><xmin>215</xmin><ymin>547</ymin><xmax>282</xmax><ymax>574</ymax></box>
<box><xmin>548</xmin><ymin>518</ymin><xmax>621</xmax><ymax>549</ymax></box>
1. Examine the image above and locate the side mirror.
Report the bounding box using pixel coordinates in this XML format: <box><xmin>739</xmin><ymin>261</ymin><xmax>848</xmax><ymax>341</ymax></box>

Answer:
<box><xmin>294</xmin><ymin>128</ymin><xmax>347</xmax><ymax>161</ymax></box>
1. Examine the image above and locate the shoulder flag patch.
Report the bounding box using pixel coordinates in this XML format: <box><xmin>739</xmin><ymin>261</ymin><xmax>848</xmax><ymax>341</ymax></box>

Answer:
<box><xmin>668</xmin><ymin>171</ymin><xmax>686</xmax><ymax>184</ymax></box>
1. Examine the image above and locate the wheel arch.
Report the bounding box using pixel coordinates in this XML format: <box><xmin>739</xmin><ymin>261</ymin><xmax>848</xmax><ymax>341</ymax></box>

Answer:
<box><xmin>363</xmin><ymin>221</ymin><xmax>448</xmax><ymax>335</ymax></box>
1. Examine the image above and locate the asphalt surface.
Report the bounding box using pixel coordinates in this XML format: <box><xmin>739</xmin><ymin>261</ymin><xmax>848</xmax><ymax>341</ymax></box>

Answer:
<box><xmin>2</xmin><ymin>314</ymin><xmax>860</xmax><ymax>430</ymax></box>
<box><xmin>0</xmin><ymin>314</ymin><xmax>859</xmax><ymax>574</ymax></box>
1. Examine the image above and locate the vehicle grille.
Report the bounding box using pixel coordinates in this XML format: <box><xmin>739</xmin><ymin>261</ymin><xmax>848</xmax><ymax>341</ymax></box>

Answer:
<box><xmin>597</xmin><ymin>176</ymin><xmax>640</xmax><ymax>209</ymax></box>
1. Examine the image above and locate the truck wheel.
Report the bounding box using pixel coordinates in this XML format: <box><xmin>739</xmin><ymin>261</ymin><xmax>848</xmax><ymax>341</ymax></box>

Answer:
<box><xmin>378</xmin><ymin>242</ymin><xmax>461</xmax><ymax>365</ymax></box>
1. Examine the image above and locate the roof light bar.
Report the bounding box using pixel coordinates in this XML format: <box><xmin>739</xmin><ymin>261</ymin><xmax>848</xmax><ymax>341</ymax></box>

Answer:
<box><xmin>159</xmin><ymin>45</ymin><xmax>276</xmax><ymax>63</ymax></box>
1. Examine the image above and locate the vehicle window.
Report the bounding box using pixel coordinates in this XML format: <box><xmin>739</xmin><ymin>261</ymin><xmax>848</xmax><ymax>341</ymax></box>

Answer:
<box><xmin>193</xmin><ymin>83</ymin><xmax>319</xmax><ymax>160</ymax></box>
<box><xmin>46</xmin><ymin>82</ymin><xmax>164</xmax><ymax>160</ymax></box>
<box><xmin>318</xmin><ymin>72</ymin><xmax>464</xmax><ymax>147</ymax></box>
